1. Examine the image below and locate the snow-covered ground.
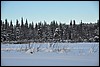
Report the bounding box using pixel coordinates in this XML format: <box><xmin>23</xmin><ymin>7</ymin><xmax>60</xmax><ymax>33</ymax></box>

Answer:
<box><xmin>1</xmin><ymin>42</ymin><xmax>99</xmax><ymax>66</ymax></box>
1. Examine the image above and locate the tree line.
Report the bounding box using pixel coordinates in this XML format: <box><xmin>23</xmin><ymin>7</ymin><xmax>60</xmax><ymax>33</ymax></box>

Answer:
<box><xmin>1</xmin><ymin>17</ymin><xmax>99</xmax><ymax>43</ymax></box>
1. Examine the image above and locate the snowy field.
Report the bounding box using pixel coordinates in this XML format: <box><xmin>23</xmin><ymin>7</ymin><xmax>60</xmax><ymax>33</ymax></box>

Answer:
<box><xmin>1</xmin><ymin>42</ymin><xmax>99</xmax><ymax>66</ymax></box>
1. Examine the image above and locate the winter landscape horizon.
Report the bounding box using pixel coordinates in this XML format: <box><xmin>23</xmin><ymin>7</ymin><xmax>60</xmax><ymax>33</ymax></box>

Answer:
<box><xmin>1</xmin><ymin>1</ymin><xmax>99</xmax><ymax>66</ymax></box>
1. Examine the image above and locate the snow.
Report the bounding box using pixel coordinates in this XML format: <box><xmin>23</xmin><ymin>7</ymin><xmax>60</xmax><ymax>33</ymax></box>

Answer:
<box><xmin>1</xmin><ymin>42</ymin><xmax>99</xmax><ymax>66</ymax></box>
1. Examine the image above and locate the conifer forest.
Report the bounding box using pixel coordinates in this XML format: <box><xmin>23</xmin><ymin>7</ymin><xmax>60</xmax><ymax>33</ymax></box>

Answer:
<box><xmin>1</xmin><ymin>18</ymin><xmax>99</xmax><ymax>43</ymax></box>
